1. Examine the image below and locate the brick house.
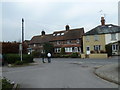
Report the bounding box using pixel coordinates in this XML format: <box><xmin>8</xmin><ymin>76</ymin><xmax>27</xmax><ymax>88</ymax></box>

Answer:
<box><xmin>29</xmin><ymin>25</ymin><xmax>84</xmax><ymax>54</ymax></box>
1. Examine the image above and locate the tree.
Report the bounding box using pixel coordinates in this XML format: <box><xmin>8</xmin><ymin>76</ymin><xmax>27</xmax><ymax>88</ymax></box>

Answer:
<box><xmin>2</xmin><ymin>42</ymin><xmax>28</xmax><ymax>54</ymax></box>
<box><xmin>105</xmin><ymin>44</ymin><xmax>112</xmax><ymax>57</ymax></box>
<box><xmin>43</xmin><ymin>42</ymin><xmax>54</xmax><ymax>54</ymax></box>
<box><xmin>60</xmin><ymin>47</ymin><xmax>65</xmax><ymax>55</ymax></box>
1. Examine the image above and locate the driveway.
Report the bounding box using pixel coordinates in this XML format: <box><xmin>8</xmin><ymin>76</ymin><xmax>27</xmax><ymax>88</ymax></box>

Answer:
<box><xmin>2</xmin><ymin>58</ymin><xmax>118</xmax><ymax>88</ymax></box>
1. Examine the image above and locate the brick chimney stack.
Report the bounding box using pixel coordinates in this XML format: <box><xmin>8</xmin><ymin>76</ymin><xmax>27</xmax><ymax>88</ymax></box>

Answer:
<box><xmin>65</xmin><ymin>25</ymin><xmax>70</xmax><ymax>31</ymax></box>
<box><xmin>101</xmin><ymin>17</ymin><xmax>105</xmax><ymax>26</ymax></box>
<box><xmin>41</xmin><ymin>30</ymin><xmax>45</xmax><ymax>36</ymax></box>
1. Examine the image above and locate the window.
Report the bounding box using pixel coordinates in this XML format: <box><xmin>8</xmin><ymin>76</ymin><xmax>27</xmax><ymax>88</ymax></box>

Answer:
<box><xmin>57</xmin><ymin>41</ymin><xmax>60</xmax><ymax>45</ymax></box>
<box><xmin>94</xmin><ymin>45</ymin><xmax>101</xmax><ymax>51</ymax></box>
<box><xmin>76</xmin><ymin>39</ymin><xmax>80</xmax><ymax>43</ymax></box>
<box><xmin>67</xmin><ymin>40</ymin><xmax>71</xmax><ymax>44</ymax></box>
<box><xmin>111</xmin><ymin>34</ymin><xmax>116</xmax><ymax>40</ymax></box>
<box><xmin>112</xmin><ymin>44</ymin><xmax>118</xmax><ymax>51</ymax></box>
<box><xmin>53</xmin><ymin>34</ymin><xmax>56</xmax><ymax>36</ymax></box>
<box><xmin>57</xmin><ymin>33</ymin><xmax>60</xmax><ymax>36</ymax></box>
<box><xmin>34</xmin><ymin>44</ymin><xmax>36</xmax><ymax>47</ymax></box>
<box><xmin>55</xmin><ymin>48</ymin><xmax>61</xmax><ymax>53</ymax></box>
<box><xmin>94</xmin><ymin>35</ymin><xmax>99</xmax><ymax>41</ymax></box>
<box><xmin>61</xmin><ymin>33</ymin><xmax>64</xmax><ymax>35</ymax></box>
<box><xmin>86</xmin><ymin>36</ymin><xmax>90</xmax><ymax>41</ymax></box>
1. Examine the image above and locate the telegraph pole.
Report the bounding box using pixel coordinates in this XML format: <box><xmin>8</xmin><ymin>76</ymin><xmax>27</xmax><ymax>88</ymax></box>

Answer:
<box><xmin>20</xmin><ymin>18</ymin><xmax>24</xmax><ymax>61</ymax></box>
<box><xmin>22</xmin><ymin>18</ymin><xmax>24</xmax><ymax>42</ymax></box>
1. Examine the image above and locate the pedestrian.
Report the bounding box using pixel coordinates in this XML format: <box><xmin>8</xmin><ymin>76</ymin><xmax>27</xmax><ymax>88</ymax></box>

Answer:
<box><xmin>41</xmin><ymin>52</ymin><xmax>45</xmax><ymax>63</ymax></box>
<box><xmin>47</xmin><ymin>52</ymin><xmax>51</xmax><ymax>63</ymax></box>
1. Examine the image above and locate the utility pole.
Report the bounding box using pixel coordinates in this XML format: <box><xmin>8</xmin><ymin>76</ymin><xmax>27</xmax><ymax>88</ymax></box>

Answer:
<box><xmin>20</xmin><ymin>18</ymin><xmax>24</xmax><ymax>61</ymax></box>
<box><xmin>22</xmin><ymin>18</ymin><xmax>24</xmax><ymax>42</ymax></box>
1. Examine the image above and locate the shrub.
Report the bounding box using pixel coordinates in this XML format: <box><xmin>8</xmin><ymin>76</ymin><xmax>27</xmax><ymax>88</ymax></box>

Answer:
<box><xmin>23</xmin><ymin>54</ymin><xmax>34</xmax><ymax>63</ymax></box>
<box><xmin>70</xmin><ymin>52</ymin><xmax>78</xmax><ymax>58</ymax></box>
<box><xmin>4</xmin><ymin>54</ymin><xmax>20</xmax><ymax>64</ymax></box>
<box><xmin>2</xmin><ymin>77</ymin><xmax>13</xmax><ymax>90</ymax></box>
<box><xmin>14</xmin><ymin>61</ymin><xmax>24</xmax><ymax>65</ymax></box>
<box><xmin>90</xmin><ymin>50</ymin><xmax>95</xmax><ymax>54</ymax></box>
<box><xmin>105</xmin><ymin>44</ymin><xmax>112</xmax><ymax>56</ymax></box>
<box><xmin>60</xmin><ymin>47</ymin><xmax>65</xmax><ymax>55</ymax></box>
<box><xmin>31</xmin><ymin>51</ymin><xmax>40</xmax><ymax>58</ymax></box>
<box><xmin>3</xmin><ymin>54</ymin><xmax>33</xmax><ymax>64</ymax></box>
<box><xmin>100</xmin><ymin>50</ymin><xmax>106</xmax><ymax>53</ymax></box>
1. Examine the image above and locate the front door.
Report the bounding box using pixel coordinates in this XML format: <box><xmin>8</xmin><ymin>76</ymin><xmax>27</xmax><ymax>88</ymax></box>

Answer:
<box><xmin>86</xmin><ymin>46</ymin><xmax>90</xmax><ymax>55</ymax></box>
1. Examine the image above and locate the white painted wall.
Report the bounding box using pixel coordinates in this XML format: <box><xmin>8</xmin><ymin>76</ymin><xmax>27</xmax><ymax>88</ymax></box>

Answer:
<box><xmin>105</xmin><ymin>33</ymin><xmax>120</xmax><ymax>44</ymax></box>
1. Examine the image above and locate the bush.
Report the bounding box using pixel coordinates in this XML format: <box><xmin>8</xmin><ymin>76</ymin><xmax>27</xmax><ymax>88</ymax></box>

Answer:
<box><xmin>2</xmin><ymin>77</ymin><xmax>13</xmax><ymax>90</ymax></box>
<box><xmin>70</xmin><ymin>52</ymin><xmax>78</xmax><ymax>58</ymax></box>
<box><xmin>31</xmin><ymin>51</ymin><xmax>40</xmax><ymax>58</ymax></box>
<box><xmin>105</xmin><ymin>44</ymin><xmax>112</xmax><ymax>56</ymax></box>
<box><xmin>3</xmin><ymin>54</ymin><xmax>33</xmax><ymax>64</ymax></box>
<box><xmin>4</xmin><ymin>54</ymin><xmax>20</xmax><ymax>64</ymax></box>
<box><xmin>14</xmin><ymin>61</ymin><xmax>24</xmax><ymax>65</ymax></box>
<box><xmin>90</xmin><ymin>50</ymin><xmax>95</xmax><ymax>54</ymax></box>
<box><xmin>23</xmin><ymin>54</ymin><xmax>34</xmax><ymax>63</ymax></box>
<box><xmin>60</xmin><ymin>47</ymin><xmax>65</xmax><ymax>55</ymax></box>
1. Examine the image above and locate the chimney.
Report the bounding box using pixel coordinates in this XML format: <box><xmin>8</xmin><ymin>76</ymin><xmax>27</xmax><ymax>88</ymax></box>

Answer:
<box><xmin>101</xmin><ymin>17</ymin><xmax>105</xmax><ymax>26</ymax></box>
<box><xmin>65</xmin><ymin>25</ymin><xmax>70</xmax><ymax>31</ymax></box>
<box><xmin>41</xmin><ymin>30</ymin><xmax>45</xmax><ymax>36</ymax></box>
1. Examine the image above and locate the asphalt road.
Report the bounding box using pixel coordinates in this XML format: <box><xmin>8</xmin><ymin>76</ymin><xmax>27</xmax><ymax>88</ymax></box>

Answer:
<box><xmin>2</xmin><ymin>57</ymin><xmax>119</xmax><ymax>88</ymax></box>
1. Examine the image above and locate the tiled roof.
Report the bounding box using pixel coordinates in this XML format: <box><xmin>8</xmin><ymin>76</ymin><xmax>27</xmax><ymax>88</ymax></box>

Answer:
<box><xmin>30</xmin><ymin>27</ymin><xmax>84</xmax><ymax>44</ymax></box>
<box><xmin>52</xmin><ymin>28</ymin><xmax>84</xmax><ymax>41</ymax></box>
<box><xmin>30</xmin><ymin>34</ymin><xmax>53</xmax><ymax>44</ymax></box>
<box><xmin>84</xmin><ymin>24</ymin><xmax>120</xmax><ymax>35</ymax></box>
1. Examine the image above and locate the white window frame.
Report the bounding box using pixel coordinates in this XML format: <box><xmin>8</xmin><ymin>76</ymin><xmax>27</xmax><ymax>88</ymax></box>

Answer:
<box><xmin>94</xmin><ymin>45</ymin><xmax>101</xmax><ymax>51</ymax></box>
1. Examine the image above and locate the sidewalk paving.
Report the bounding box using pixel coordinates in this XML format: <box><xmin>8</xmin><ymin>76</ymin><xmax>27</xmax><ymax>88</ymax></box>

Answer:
<box><xmin>94</xmin><ymin>63</ymin><xmax>120</xmax><ymax>85</ymax></box>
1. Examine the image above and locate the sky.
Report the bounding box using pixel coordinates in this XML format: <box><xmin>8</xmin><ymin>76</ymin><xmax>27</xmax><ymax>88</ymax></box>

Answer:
<box><xmin>1</xmin><ymin>0</ymin><xmax>120</xmax><ymax>42</ymax></box>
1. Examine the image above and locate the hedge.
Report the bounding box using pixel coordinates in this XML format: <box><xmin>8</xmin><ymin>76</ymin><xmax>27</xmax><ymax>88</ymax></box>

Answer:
<box><xmin>3</xmin><ymin>54</ymin><xmax>33</xmax><ymax>64</ymax></box>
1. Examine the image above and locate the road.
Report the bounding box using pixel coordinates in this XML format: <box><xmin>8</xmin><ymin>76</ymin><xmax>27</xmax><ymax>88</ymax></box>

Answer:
<box><xmin>2</xmin><ymin>57</ymin><xmax>119</xmax><ymax>88</ymax></box>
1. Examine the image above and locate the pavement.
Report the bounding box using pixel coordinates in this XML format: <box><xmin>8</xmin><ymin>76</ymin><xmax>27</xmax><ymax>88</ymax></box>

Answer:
<box><xmin>94</xmin><ymin>63</ymin><xmax>120</xmax><ymax>85</ymax></box>
<box><xmin>2</xmin><ymin>58</ymin><xmax>118</xmax><ymax>88</ymax></box>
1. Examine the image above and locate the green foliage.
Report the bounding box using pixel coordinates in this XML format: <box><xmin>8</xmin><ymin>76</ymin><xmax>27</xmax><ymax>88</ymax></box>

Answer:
<box><xmin>70</xmin><ymin>52</ymin><xmax>78</xmax><ymax>58</ymax></box>
<box><xmin>23</xmin><ymin>54</ymin><xmax>34</xmax><ymax>63</ymax></box>
<box><xmin>3</xmin><ymin>54</ymin><xmax>33</xmax><ymax>64</ymax></box>
<box><xmin>105</xmin><ymin>44</ymin><xmax>112</xmax><ymax>56</ymax></box>
<box><xmin>60</xmin><ymin>47</ymin><xmax>65</xmax><ymax>55</ymax></box>
<box><xmin>31</xmin><ymin>51</ymin><xmax>40</xmax><ymax>58</ymax></box>
<box><xmin>53</xmin><ymin>53</ymin><xmax>79</xmax><ymax>58</ymax></box>
<box><xmin>2</xmin><ymin>77</ymin><xmax>13</xmax><ymax>90</ymax></box>
<box><xmin>43</xmin><ymin>43</ymin><xmax>54</xmax><ymax>54</ymax></box>
<box><xmin>14</xmin><ymin>61</ymin><xmax>24</xmax><ymax>65</ymax></box>
<box><xmin>4</xmin><ymin>54</ymin><xmax>20</xmax><ymax>64</ymax></box>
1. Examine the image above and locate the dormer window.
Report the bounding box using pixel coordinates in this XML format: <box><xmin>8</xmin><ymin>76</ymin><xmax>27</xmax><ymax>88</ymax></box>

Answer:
<box><xmin>76</xmin><ymin>39</ymin><xmax>80</xmax><ymax>43</ymax></box>
<box><xmin>61</xmin><ymin>33</ymin><xmax>64</xmax><ymax>35</ymax></box>
<box><xmin>57</xmin><ymin>33</ymin><xmax>60</xmax><ymax>36</ymax></box>
<box><xmin>53</xmin><ymin>34</ymin><xmax>56</xmax><ymax>36</ymax></box>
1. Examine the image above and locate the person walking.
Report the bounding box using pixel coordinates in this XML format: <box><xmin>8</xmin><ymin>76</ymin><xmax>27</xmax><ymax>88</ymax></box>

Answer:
<box><xmin>41</xmin><ymin>52</ymin><xmax>45</xmax><ymax>63</ymax></box>
<box><xmin>47</xmin><ymin>52</ymin><xmax>51</xmax><ymax>63</ymax></box>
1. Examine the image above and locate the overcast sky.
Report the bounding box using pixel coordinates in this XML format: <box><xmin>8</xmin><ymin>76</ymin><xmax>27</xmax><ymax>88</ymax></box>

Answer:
<box><xmin>1</xmin><ymin>0</ymin><xmax>119</xmax><ymax>42</ymax></box>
